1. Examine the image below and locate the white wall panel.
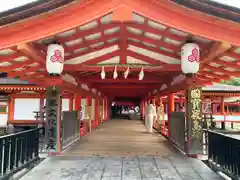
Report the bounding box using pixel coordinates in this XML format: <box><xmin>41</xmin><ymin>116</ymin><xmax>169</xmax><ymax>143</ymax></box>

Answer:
<box><xmin>14</xmin><ymin>98</ymin><xmax>40</xmax><ymax>120</ymax></box>
<box><xmin>0</xmin><ymin>114</ymin><xmax>8</xmax><ymax>127</ymax></box>
<box><xmin>62</xmin><ymin>98</ymin><xmax>70</xmax><ymax>111</ymax></box>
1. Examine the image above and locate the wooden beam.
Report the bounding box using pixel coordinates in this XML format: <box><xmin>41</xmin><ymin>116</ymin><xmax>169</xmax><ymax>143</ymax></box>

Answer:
<box><xmin>124</xmin><ymin>0</ymin><xmax>240</xmax><ymax>46</ymax></box>
<box><xmin>128</xmin><ymin>41</ymin><xmax>180</xmax><ymax>60</ymax></box>
<box><xmin>96</xmin><ymin>84</ymin><xmax>158</xmax><ymax>89</ymax></box>
<box><xmin>112</xmin><ymin>5</ymin><xmax>132</xmax><ymax>64</ymax></box>
<box><xmin>127</xmin><ymin>50</ymin><xmax>166</xmax><ymax>65</ymax></box>
<box><xmin>64</xmin><ymin>64</ymin><xmax>181</xmax><ymax>72</ymax></box>
<box><xmin>126</xmin><ymin>32</ymin><xmax>181</xmax><ymax>53</ymax></box>
<box><xmin>86</xmin><ymin>77</ymin><xmax>164</xmax><ymax>83</ymax></box>
<box><xmin>200</xmin><ymin>42</ymin><xmax>232</xmax><ymax>65</ymax></box>
<box><xmin>58</xmin><ymin>22</ymin><xmax>121</xmax><ymax>43</ymax></box>
<box><xmin>64</xmin><ymin>32</ymin><xmax>120</xmax><ymax>53</ymax></box>
<box><xmin>17</xmin><ymin>43</ymin><xmax>45</xmax><ymax>66</ymax></box>
<box><xmin>65</xmin><ymin>41</ymin><xmax>120</xmax><ymax>60</ymax></box>
<box><xmin>82</xmin><ymin>50</ymin><xmax>120</xmax><ymax>65</ymax></box>
<box><xmin>0</xmin><ymin>0</ymin><xmax>240</xmax><ymax>51</ymax></box>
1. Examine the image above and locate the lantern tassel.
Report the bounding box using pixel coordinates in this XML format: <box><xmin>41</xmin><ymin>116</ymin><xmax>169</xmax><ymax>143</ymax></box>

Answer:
<box><xmin>124</xmin><ymin>67</ymin><xmax>130</xmax><ymax>79</ymax></box>
<box><xmin>139</xmin><ymin>67</ymin><xmax>144</xmax><ymax>80</ymax></box>
<box><xmin>101</xmin><ymin>66</ymin><xmax>106</xmax><ymax>79</ymax></box>
<box><xmin>113</xmin><ymin>66</ymin><xmax>118</xmax><ymax>79</ymax></box>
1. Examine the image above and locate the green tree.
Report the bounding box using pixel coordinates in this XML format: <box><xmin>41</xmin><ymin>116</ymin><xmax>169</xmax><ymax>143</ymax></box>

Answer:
<box><xmin>221</xmin><ymin>78</ymin><xmax>240</xmax><ymax>86</ymax></box>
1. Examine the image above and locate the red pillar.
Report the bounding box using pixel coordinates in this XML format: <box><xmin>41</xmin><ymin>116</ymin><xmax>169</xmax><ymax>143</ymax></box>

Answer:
<box><xmin>168</xmin><ymin>93</ymin><xmax>174</xmax><ymax>137</ymax></box>
<box><xmin>74</xmin><ymin>94</ymin><xmax>81</xmax><ymax>111</ymax></box>
<box><xmin>94</xmin><ymin>98</ymin><xmax>99</xmax><ymax>127</ymax></box>
<box><xmin>220</xmin><ymin>96</ymin><xmax>225</xmax><ymax>130</ymax></box>
<box><xmin>69</xmin><ymin>96</ymin><xmax>74</xmax><ymax>111</ymax></box>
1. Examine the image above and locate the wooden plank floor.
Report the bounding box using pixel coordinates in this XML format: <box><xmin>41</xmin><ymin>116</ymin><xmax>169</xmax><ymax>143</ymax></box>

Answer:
<box><xmin>64</xmin><ymin>119</ymin><xmax>178</xmax><ymax>156</ymax></box>
<box><xmin>21</xmin><ymin>119</ymin><xmax>223</xmax><ymax>180</ymax></box>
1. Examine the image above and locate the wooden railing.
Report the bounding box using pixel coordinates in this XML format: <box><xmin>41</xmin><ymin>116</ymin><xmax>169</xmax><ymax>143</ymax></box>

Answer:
<box><xmin>204</xmin><ymin>130</ymin><xmax>240</xmax><ymax>179</ymax></box>
<box><xmin>0</xmin><ymin>128</ymin><xmax>41</xmax><ymax>179</ymax></box>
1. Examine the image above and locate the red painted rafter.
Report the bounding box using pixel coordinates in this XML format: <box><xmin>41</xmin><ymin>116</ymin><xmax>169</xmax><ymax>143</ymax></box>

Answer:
<box><xmin>211</xmin><ymin>59</ymin><xmax>240</xmax><ymax>69</ymax></box>
<box><xmin>126</xmin><ymin>22</ymin><xmax>208</xmax><ymax>50</ymax></box>
<box><xmin>0</xmin><ymin>0</ymin><xmax>240</xmax><ymax>51</ymax></box>
<box><xmin>64</xmin><ymin>32</ymin><xmax>121</xmax><ymax>53</ymax></box>
<box><xmin>58</xmin><ymin>21</ymin><xmax>121</xmax><ymax>43</ymax></box>
<box><xmin>85</xmin><ymin>74</ymin><xmax>166</xmax><ymax>83</ymax></box>
<box><xmin>128</xmin><ymin>41</ymin><xmax>180</xmax><ymax>60</ymax></box>
<box><xmin>120</xmin><ymin>24</ymin><xmax>127</xmax><ymax>64</ymax></box>
<box><xmin>17</xmin><ymin>43</ymin><xmax>45</xmax><ymax>66</ymax></box>
<box><xmin>126</xmin><ymin>32</ymin><xmax>181</xmax><ymax>53</ymax></box>
<box><xmin>65</xmin><ymin>41</ymin><xmax>120</xmax><ymax>60</ymax></box>
<box><xmin>0</xmin><ymin>51</ymin><xmax>24</xmax><ymax>63</ymax></box>
<box><xmin>65</xmin><ymin>64</ymin><xmax>181</xmax><ymax>72</ymax></box>
<box><xmin>127</xmin><ymin>50</ymin><xmax>166</xmax><ymax>65</ymax></box>
<box><xmin>65</xmin><ymin>48</ymin><xmax>169</xmax><ymax>70</ymax></box>
<box><xmin>96</xmin><ymin>84</ymin><xmax>157</xmax><ymax>89</ymax></box>
<box><xmin>203</xmin><ymin>64</ymin><xmax>240</xmax><ymax>77</ymax></box>
<box><xmin>82</xmin><ymin>49</ymin><xmax>120</xmax><ymax>64</ymax></box>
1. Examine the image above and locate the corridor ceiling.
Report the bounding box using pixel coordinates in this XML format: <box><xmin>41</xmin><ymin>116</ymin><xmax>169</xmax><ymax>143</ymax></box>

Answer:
<box><xmin>0</xmin><ymin>0</ymin><xmax>239</xmax><ymax>99</ymax></box>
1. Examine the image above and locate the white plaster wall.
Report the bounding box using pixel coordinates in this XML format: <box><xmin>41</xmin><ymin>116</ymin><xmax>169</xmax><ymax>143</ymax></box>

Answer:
<box><xmin>44</xmin><ymin>98</ymin><xmax>70</xmax><ymax>111</ymax></box>
<box><xmin>0</xmin><ymin>114</ymin><xmax>8</xmax><ymax>127</ymax></box>
<box><xmin>62</xmin><ymin>98</ymin><xmax>70</xmax><ymax>111</ymax></box>
<box><xmin>81</xmin><ymin>98</ymin><xmax>88</xmax><ymax>119</ymax></box>
<box><xmin>14</xmin><ymin>98</ymin><xmax>40</xmax><ymax>120</ymax></box>
<box><xmin>0</xmin><ymin>102</ymin><xmax>8</xmax><ymax>127</ymax></box>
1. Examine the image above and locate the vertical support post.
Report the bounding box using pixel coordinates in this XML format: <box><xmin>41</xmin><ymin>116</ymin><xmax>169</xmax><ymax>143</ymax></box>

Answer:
<box><xmin>8</xmin><ymin>95</ymin><xmax>14</xmax><ymax>122</ymax></box>
<box><xmin>69</xmin><ymin>96</ymin><xmax>73</xmax><ymax>111</ymax></box>
<box><xmin>140</xmin><ymin>101</ymin><xmax>143</xmax><ymax>120</ymax></box>
<box><xmin>45</xmin><ymin>86</ymin><xmax>62</xmax><ymax>152</ymax></box>
<box><xmin>74</xmin><ymin>94</ymin><xmax>81</xmax><ymax>111</ymax></box>
<box><xmin>94</xmin><ymin>98</ymin><xmax>98</xmax><ymax>127</ymax></box>
<box><xmin>168</xmin><ymin>93</ymin><xmax>174</xmax><ymax>137</ymax></box>
<box><xmin>39</xmin><ymin>95</ymin><xmax>45</xmax><ymax>122</ymax></box>
<box><xmin>86</xmin><ymin>96</ymin><xmax>92</xmax><ymax>132</ymax></box>
<box><xmin>105</xmin><ymin>99</ymin><xmax>108</xmax><ymax>120</ymax></box>
<box><xmin>186</xmin><ymin>87</ymin><xmax>203</xmax><ymax>155</ymax></box>
<box><xmin>220</xmin><ymin>96</ymin><xmax>225</xmax><ymax>130</ymax></box>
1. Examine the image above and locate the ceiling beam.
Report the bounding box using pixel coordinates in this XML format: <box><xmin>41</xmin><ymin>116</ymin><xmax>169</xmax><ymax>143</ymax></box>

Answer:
<box><xmin>64</xmin><ymin>32</ymin><xmax>120</xmax><ymax>53</ymax></box>
<box><xmin>112</xmin><ymin>6</ymin><xmax>132</xmax><ymax>64</ymax></box>
<box><xmin>200</xmin><ymin>42</ymin><xmax>232</xmax><ymax>65</ymax></box>
<box><xmin>128</xmin><ymin>41</ymin><xmax>180</xmax><ymax>60</ymax></box>
<box><xmin>127</xmin><ymin>50</ymin><xmax>166</xmax><ymax>65</ymax></box>
<box><xmin>86</xmin><ymin>78</ymin><xmax>164</xmax><ymax>84</ymax></box>
<box><xmin>65</xmin><ymin>41</ymin><xmax>120</xmax><ymax>60</ymax></box>
<box><xmin>96</xmin><ymin>84</ymin><xmax>158</xmax><ymax>89</ymax></box>
<box><xmin>58</xmin><ymin>22</ymin><xmax>121</xmax><ymax>43</ymax></box>
<box><xmin>17</xmin><ymin>43</ymin><xmax>46</xmax><ymax>66</ymax></box>
<box><xmin>126</xmin><ymin>22</ymin><xmax>208</xmax><ymax>50</ymax></box>
<box><xmin>64</xmin><ymin>64</ymin><xmax>181</xmax><ymax>72</ymax></box>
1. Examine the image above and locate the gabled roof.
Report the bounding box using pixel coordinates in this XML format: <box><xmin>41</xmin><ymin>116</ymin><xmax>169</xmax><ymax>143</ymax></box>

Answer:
<box><xmin>171</xmin><ymin>0</ymin><xmax>240</xmax><ymax>22</ymax></box>
<box><xmin>0</xmin><ymin>0</ymin><xmax>75</xmax><ymax>26</ymax></box>
<box><xmin>0</xmin><ymin>0</ymin><xmax>239</xmax><ymax>27</ymax></box>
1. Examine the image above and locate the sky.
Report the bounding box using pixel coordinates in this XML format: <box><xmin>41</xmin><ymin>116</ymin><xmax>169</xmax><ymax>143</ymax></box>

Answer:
<box><xmin>0</xmin><ymin>0</ymin><xmax>239</xmax><ymax>12</ymax></box>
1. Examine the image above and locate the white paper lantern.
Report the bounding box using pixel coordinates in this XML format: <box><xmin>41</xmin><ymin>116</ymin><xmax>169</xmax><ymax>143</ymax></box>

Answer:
<box><xmin>46</xmin><ymin>44</ymin><xmax>64</xmax><ymax>75</ymax></box>
<box><xmin>181</xmin><ymin>43</ymin><xmax>200</xmax><ymax>74</ymax></box>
